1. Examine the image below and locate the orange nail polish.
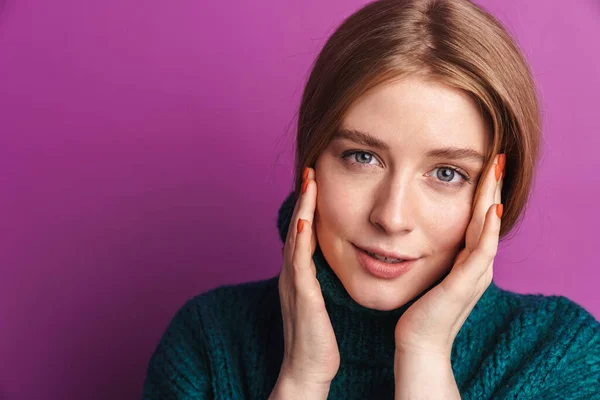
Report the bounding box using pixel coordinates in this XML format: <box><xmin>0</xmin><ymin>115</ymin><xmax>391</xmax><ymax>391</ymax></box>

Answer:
<box><xmin>496</xmin><ymin>204</ymin><xmax>503</xmax><ymax>219</ymax></box>
<box><xmin>495</xmin><ymin>164</ymin><xmax>502</xmax><ymax>182</ymax></box>
<box><xmin>302</xmin><ymin>167</ymin><xmax>309</xmax><ymax>180</ymax></box>
<box><xmin>302</xmin><ymin>179</ymin><xmax>309</xmax><ymax>194</ymax></box>
<box><xmin>499</xmin><ymin>154</ymin><xmax>506</xmax><ymax>172</ymax></box>
<box><xmin>297</xmin><ymin>218</ymin><xmax>304</xmax><ymax>233</ymax></box>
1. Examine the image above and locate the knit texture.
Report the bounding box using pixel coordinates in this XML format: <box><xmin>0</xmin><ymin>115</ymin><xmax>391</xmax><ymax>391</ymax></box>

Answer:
<box><xmin>141</xmin><ymin>191</ymin><xmax>600</xmax><ymax>399</ymax></box>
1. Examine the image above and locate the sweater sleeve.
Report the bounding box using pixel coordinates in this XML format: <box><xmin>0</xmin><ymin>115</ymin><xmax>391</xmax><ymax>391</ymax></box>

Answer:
<box><xmin>536</xmin><ymin>297</ymin><xmax>600</xmax><ymax>399</ymax></box>
<box><xmin>141</xmin><ymin>298</ymin><xmax>213</xmax><ymax>400</ymax></box>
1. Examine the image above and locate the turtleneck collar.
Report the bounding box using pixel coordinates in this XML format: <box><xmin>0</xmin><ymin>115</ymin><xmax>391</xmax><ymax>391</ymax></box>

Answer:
<box><xmin>276</xmin><ymin>190</ymin><xmax>502</xmax><ymax>364</ymax></box>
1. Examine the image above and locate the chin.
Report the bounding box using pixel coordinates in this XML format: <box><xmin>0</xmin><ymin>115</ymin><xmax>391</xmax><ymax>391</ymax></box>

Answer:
<box><xmin>339</xmin><ymin>271</ymin><xmax>416</xmax><ymax>311</ymax></box>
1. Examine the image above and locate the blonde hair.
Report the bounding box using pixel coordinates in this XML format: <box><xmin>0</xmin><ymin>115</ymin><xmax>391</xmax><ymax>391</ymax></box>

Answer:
<box><xmin>293</xmin><ymin>0</ymin><xmax>541</xmax><ymax>237</ymax></box>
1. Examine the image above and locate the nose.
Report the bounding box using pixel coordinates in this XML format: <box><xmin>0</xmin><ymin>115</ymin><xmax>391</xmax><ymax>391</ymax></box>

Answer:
<box><xmin>369</xmin><ymin>177</ymin><xmax>416</xmax><ymax>235</ymax></box>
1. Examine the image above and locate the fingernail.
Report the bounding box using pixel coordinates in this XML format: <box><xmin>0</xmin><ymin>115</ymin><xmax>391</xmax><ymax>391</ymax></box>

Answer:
<box><xmin>297</xmin><ymin>218</ymin><xmax>304</xmax><ymax>233</ymax></box>
<box><xmin>302</xmin><ymin>167</ymin><xmax>309</xmax><ymax>180</ymax></box>
<box><xmin>302</xmin><ymin>179</ymin><xmax>309</xmax><ymax>194</ymax></box>
<box><xmin>495</xmin><ymin>164</ymin><xmax>502</xmax><ymax>182</ymax></box>
<box><xmin>499</xmin><ymin>154</ymin><xmax>506</xmax><ymax>172</ymax></box>
<box><xmin>496</xmin><ymin>203</ymin><xmax>504</xmax><ymax>219</ymax></box>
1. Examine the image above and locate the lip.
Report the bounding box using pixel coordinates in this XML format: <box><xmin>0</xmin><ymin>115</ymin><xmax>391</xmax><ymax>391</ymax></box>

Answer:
<box><xmin>352</xmin><ymin>244</ymin><xmax>417</xmax><ymax>279</ymax></box>
<box><xmin>354</xmin><ymin>244</ymin><xmax>417</xmax><ymax>261</ymax></box>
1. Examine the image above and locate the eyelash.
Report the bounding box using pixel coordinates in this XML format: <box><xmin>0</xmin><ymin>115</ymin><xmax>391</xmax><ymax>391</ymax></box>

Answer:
<box><xmin>340</xmin><ymin>150</ymin><xmax>472</xmax><ymax>186</ymax></box>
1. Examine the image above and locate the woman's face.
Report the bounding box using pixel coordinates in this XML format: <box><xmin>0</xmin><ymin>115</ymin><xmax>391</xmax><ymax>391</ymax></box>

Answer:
<box><xmin>314</xmin><ymin>76</ymin><xmax>490</xmax><ymax>311</ymax></box>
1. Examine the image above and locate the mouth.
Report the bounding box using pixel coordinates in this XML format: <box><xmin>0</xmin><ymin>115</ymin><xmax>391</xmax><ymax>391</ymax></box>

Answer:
<box><xmin>352</xmin><ymin>244</ymin><xmax>417</xmax><ymax>279</ymax></box>
<box><xmin>353</xmin><ymin>244</ymin><xmax>417</xmax><ymax>264</ymax></box>
<box><xmin>364</xmin><ymin>250</ymin><xmax>404</xmax><ymax>263</ymax></box>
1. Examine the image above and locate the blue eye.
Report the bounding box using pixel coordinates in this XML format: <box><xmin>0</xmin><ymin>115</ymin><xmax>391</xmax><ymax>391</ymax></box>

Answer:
<box><xmin>431</xmin><ymin>167</ymin><xmax>469</xmax><ymax>185</ymax></box>
<box><xmin>342</xmin><ymin>151</ymin><xmax>380</xmax><ymax>166</ymax></box>
<box><xmin>437</xmin><ymin>167</ymin><xmax>456</xmax><ymax>182</ymax></box>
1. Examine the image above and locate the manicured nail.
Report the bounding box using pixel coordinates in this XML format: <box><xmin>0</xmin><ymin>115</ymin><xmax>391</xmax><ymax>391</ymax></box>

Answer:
<box><xmin>302</xmin><ymin>179</ymin><xmax>309</xmax><ymax>194</ymax></box>
<box><xmin>297</xmin><ymin>218</ymin><xmax>304</xmax><ymax>233</ymax></box>
<box><xmin>496</xmin><ymin>203</ymin><xmax>504</xmax><ymax>219</ymax></box>
<box><xmin>302</xmin><ymin>167</ymin><xmax>309</xmax><ymax>180</ymax></box>
<box><xmin>499</xmin><ymin>154</ymin><xmax>506</xmax><ymax>172</ymax></box>
<box><xmin>495</xmin><ymin>164</ymin><xmax>502</xmax><ymax>182</ymax></box>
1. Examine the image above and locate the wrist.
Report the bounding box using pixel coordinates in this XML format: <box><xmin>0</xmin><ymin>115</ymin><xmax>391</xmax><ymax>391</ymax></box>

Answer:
<box><xmin>395</xmin><ymin>342</ymin><xmax>452</xmax><ymax>359</ymax></box>
<box><xmin>394</xmin><ymin>351</ymin><xmax>459</xmax><ymax>400</ymax></box>
<box><xmin>269</xmin><ymin>373</ymin><xmax>332</xmax><ymax>400</ymax></box>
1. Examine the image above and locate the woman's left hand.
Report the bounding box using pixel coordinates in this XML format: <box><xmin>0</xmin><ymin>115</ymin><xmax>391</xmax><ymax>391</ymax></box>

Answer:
<box><xmin>394</xmin><ymin>153</ymin><xmax>505</xmax><ymax>359</ymax></box>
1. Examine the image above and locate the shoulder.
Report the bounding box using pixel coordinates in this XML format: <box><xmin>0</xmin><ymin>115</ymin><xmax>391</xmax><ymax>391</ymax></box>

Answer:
<box><xmin>169</xmin><ymin>276</ymin><xmax>281</xmax><ymax>342</ymax></box>
<box><xmin>149</xmin><ymin>276</ymin><xmax>280</xmax><ymax>353</ymax></box>
<box><xmin>500</xmin><ymin>288</ymin><xmax>599</xmax><ymax>335</ymax></box>
<box><xmin>141</xmin><ymin>276</ymin><xmax>281</xmax><ymax>399</ymax></box>
<box><xmin>490</xmin><ymin>288</ymin><xmax>600</xmax><ymax>398</ymax></box>
<box><xmin>183</xmin><ymin>276</ymin><xmax>280</xmax><ymax>320</ymax></box>
<box><xmin>494</xmin><ymin>287</ymin><xmax>600</xmax><ymax>350</ymax></box>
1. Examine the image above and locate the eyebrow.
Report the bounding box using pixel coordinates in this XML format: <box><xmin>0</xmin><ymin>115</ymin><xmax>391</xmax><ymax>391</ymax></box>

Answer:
<box><xmin>332</xmin><ymin>128</ymin><xmax>485</xmax><ymax>164</ymax></box>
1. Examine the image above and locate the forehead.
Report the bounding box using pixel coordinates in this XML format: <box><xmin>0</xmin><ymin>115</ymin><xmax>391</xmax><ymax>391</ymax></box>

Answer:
<box><xmin>341</xmin><ymin>77</ymin><xmax>490</xmax><ymax>153</ymax></box>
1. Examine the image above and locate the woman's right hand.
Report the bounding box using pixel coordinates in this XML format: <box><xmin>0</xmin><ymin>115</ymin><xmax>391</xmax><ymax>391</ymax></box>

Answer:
<box><xmin>272</xmin><ymin>167</ymin><xmax>340</xmax><ymax>398</ymax></box>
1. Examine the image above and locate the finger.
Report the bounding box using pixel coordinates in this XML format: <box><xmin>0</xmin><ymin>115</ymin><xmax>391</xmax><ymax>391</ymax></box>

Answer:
<box><xmin>284</xmin><ymin>183</ymin><xmax>302</xmax><ymax>243</ymax></box>
<box><xmin>306</xmin><ymin>169</ymin><xmax>318</xmax><ymax>255</ymax></box>
<box><xmin>305</xmin><ymin>166</ymin><xmax>316</xmax><ymax>181</ymax></box>
<box><xmin>461</xmin><ymin>203</ymin><xmax>502</xmax><ymax>280</ymax></box>
<box><xmin>283</xmin><ymin>167</ymin><xmax>312</xmax><ymax>252</ymax></box>
<box><xmin>465</xmin><ymin>154</ymin><xmax>502</xmax><ymax>251</ymax></box>
<box><xmin>284</xmin><ymin>167</ymin><xmax>317</xmax><ymax>261</ymax></box>
<box><xmin>311</xmin><ymin>210</ymin><xmax>318</xmax><ymax>255</ymax></box>
<box><xmin>292</xmin><ymin>218</ymin><xmax>319</xmax><ymax>296</ymax></box>
<box><xmin>296</xmin><ymin>167</ymin><xmax>317</xmax><ymax>228</ymax></box>
<box><xmin>495</xmin><ymin>169</ymin><xmax>504</xmax><ymax>205</ymax></box>
<box><xmin>283</xmin><ymin>194</ymin><xmax>301</xmax><ymax>260</ymax></box>
<box><xmin>296</xmin><ymin>178</ymin><xmax>319</xmax><ymax>259</ymax></box>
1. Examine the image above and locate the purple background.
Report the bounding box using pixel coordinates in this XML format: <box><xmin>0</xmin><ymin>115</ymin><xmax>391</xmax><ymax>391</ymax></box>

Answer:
<box><xmin>0</xmin><ymin>0</ymin><xmax>598</xmax><ymax>399</ymax></box>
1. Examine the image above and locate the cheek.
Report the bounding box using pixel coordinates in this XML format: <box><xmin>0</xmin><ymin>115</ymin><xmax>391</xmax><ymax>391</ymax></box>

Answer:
<box><xmin>314</xmin><ymin>160</ymin><xmax>370</xmax><ymax>239</ymax></box>
<box><xmin>316</xmin><ymin>175</ymin><xmax>358</xmax><ymax>234</ymax></box>
<box><xmin>425</xmin><ymin>200</ymin><xmax>472</xmax><ymax>250</ymax></box>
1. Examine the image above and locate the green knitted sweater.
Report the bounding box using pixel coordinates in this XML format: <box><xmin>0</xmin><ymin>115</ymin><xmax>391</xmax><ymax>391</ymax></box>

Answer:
<box><xmin>141</xmin><ymin>193</ymin><xmax>600</xmax><ymax>399</ymax></box>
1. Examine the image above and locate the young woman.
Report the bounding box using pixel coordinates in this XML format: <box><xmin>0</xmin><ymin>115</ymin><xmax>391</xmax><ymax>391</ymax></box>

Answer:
<box><xmin>142</xmin><ymin>0</ymin><xmax>600</xmax><ymax>398</ymax></box>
